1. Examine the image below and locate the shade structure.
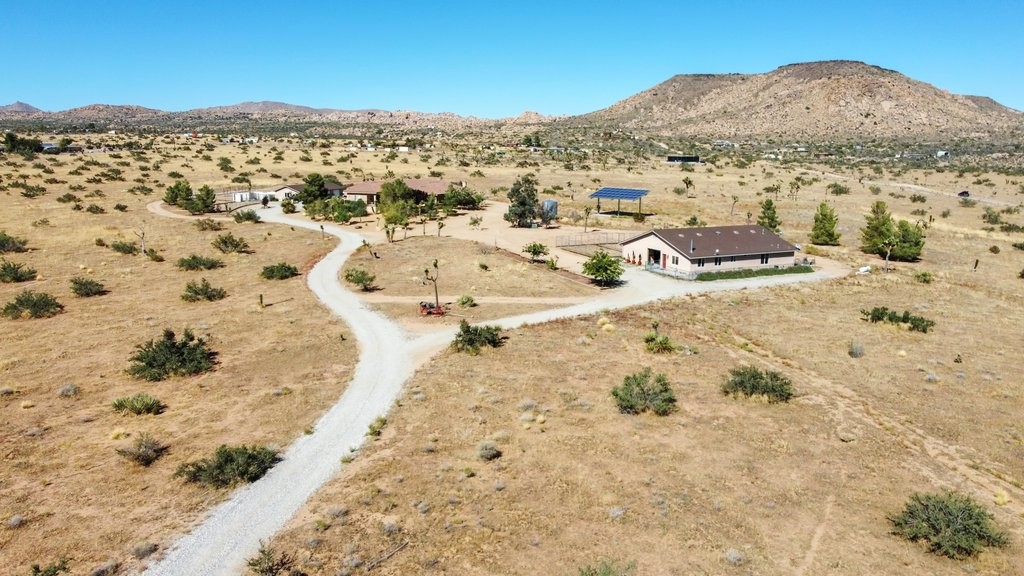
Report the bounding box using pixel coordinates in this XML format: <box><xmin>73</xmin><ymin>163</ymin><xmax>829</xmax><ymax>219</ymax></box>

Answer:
<box><xmin>589</xmin><ymin>187</ymin><xmax>649</xmax><ymax>215</ymax></box>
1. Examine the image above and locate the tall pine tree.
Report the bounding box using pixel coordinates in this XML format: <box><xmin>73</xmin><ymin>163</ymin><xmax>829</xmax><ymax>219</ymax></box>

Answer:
<box><xmin>810</xmin><ymin>202</ymin><xmax>841</xmax><ymax>245</ymax></box>
<box><xmin>757</xmin><ymin>198</ymin><xmax>781</xmax><ymax>233</ymax></box>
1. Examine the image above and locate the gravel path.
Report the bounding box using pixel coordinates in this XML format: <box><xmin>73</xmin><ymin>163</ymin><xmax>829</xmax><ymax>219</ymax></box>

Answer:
<box><xmin>144</xmin><ymin>203</ymin><xmax>849</xmax><ymax>575</ymax></box>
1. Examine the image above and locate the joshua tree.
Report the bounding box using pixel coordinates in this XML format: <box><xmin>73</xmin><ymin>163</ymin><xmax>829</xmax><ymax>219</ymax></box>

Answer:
<box><xmin>583</xmin><ymin>205</ymin><xmax>593</xmax><ymax>232</ymax></box>
<box><xmin>423</xmin><ymin>259</ymin><xmax>440</xmax><ymax>309</ymax></box>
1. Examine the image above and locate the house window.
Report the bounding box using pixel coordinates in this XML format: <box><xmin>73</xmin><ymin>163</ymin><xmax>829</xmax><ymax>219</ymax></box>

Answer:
<box><xmin>671</xmin><ymin>256</ymin><xmax>679</xmax><ymax>265</ymax></box>
<box><xmin>697</xmin><ymin>258</ymin><xmax>705</xmax><ymax>268</ymax></box>
<box><xmin>760</xmin><ymin>254</ymin><xmax>770</xmax><ymax>264</ymax></box>
<box><xmin>714</xmin><ymin>257</ymin><xmax>722</xmax><ymax>266</ymax></box>
<box><xmin>730</xmin><ymin>256</ymin><xmax>736</xmax><ymax>262</ymax></box>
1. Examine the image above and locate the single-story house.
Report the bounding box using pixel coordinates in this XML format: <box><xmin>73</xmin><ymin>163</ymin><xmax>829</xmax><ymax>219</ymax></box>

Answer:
<box><xmin>342</xmin><ymin>178</ymin><xmax>451</xmax><ymax>206</ymax></box>
<box><xmin>621</xmin><ymin>225</ymin><xmax>797</xmax><ymax>278</ymax></box>
<box><xmin>275</xmin><ymin>181</ymin><xmax>345</xmax><ymax>200</ymax></box>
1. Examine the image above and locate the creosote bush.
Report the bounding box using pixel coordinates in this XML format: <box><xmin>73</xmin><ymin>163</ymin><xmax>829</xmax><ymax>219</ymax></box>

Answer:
<box><xmin>477</xmin><ymin>440</ymin><xmax>502</xmax><ymax>461</ymax></box>
<box><xmin>2</xmin><ymin>290</ymin><xmax>64</xmax><ymax>319</ymax></box>
<box><xmin>232</xmin><ymin>209</ymin><xmax>261</xmax><ymax>223</ymax></box>
<box><xmin>451</xmin><ymin>320</ymin><xmax>502</xmax><ymax>354</ymax></box>
<box><xmin>112</xmin><ymin>392</ymin><xmax>164</xmax><ymax>415</ymax></box>
<box><xmin>578</xmin><ymin>559</ymin><xmax>637</xmax><ymax>576</ymax></box>
<box><xmin>117</xmin><ymin>433</ymin><xmax>166</xmax><ymax>466</ymax></box>
<box><xmin>30</xmin><ymin>559</ymin><xmax>70</xmax><ymax>576</ymax></box>
<box><xmin>914</xmin><ymin>271</ymin><xmax>934</xmax><ymax>284</ymax></box>
<box><xmin>247</xmin><ymin>541</ymin><xmax>295</xmax><ymax>576</ymax></box>
<box><xmin>457</xmin><ymin>294</ymin><xmax>477</xmax><ymax>307</ymax></box>
<box><xmin>861</xmin><ymin>306</ymin><xmax>936</xmax><ymax>333</ymax></box>
<box><xmin>611</xmin><ymin>367</ymin><xmax>676</xmax><ymax>415</ymax></box>
<box><xmin>145</xmin><ymin>248</ymin><xmax>165</xmax><ymax>262</ymax></box>
<box><xmin>366</xmin><ymin>416</ymin><xmax>387</xmax><ymax>438</ymax></box>
<box><xmin>110</xmin><ymin>240</ymin><xmax>139</xmax><ymax>255</ymax></box>
<box><xmin>194</xmin><ymin>218</ymin><xmax>224</xmax><ymax>232</ymax></box>
<box><xmin>212</xmin><ymin>232</ymin><xmax>250</xmax><ymax>254</ymax></box>
<box><xmin>261</xmin><ymin>262</ymin><xmax>299</xmax><ymax>280</ymax></box>
<box><xmin>0</xmin><ymin>259</ymin><xmax>37</xmax><ymax>283</ymax></box>
<box><xmin>722</xmin><ymin>365</ymin><xmax>794</xmax><ymax>403</ymax></box>
<box><xmin>343</xmin><ymin>267</ymin><xmax>376</xmax><ymax>291</ymax></box>
<box><xmin>175</xmin><ymin>444</ymin><xmax>279</xmax><ymax>488</ymax></box>
<box><xmin>176</xmin><ymin>254</ymin><xmax>224</xmax><ymax>271</ymax></box>
<box><xmin>182</xmin><ymin>278</ymin><xmax>227</xmax><ymax>302</ymax></box>
<box><xmin>127</xmin><ymin>328</ymin><xmax>215</xmax><ymax>381</ymax></box>
<box><xmin>889</xmin><ymin>491</ymin><xmax>1007</xmax><ymax>559</ymax></box>
<box><xmin>70</xmin><ymin>276</ymin><xmax>106</xmax><ymax>297</ymax></box>
<box><xmin>0</xmin><ymin>231</ymin><xmax>28</xmax><ymax>253</ymax></box>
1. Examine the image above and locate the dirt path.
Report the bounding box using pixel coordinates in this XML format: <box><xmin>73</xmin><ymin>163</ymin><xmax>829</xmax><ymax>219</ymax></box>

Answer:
<box><xmin>143</xmin><ymin>201</ymin><xmax>850</xmax><ymax>575</ymax></box>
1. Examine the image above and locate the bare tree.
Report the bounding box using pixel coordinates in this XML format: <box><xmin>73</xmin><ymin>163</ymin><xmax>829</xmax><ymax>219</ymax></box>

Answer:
<box><xmin>134</xmin><ymin>222</ymin><xmax>148</xmax><ymax>253</ymax></box>
<box><xmin>423</xmin><ymin>259</ymin><xmax>440</xmax><ymax>309</ymax></box>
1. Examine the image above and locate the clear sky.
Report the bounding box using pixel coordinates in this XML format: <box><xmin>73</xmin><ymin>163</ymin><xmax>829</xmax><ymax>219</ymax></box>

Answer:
<box><xmin>3</xmin><ymin>0</ymin><xmax>1022</xmax><ymax>117</ymax></box>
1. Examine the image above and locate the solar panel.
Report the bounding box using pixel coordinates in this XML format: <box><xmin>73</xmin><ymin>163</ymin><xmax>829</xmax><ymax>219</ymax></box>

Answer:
<box><xmin>588</xmin><ymin>187</ymin><xmax>649</xmax><ymax>200</ymax></box>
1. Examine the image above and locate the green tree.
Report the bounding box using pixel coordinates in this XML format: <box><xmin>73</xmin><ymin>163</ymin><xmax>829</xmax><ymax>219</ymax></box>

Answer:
<box><xmin>343</xmin><ymin>268</ymin><xmax>376</xmax><ymax>291</ymax></box>
<box><xmin>582</xmin><ymin>250</ymin><xmax>624</xmax><ymax>287</ymax></box>
<box><xmin>186</xmin><ymin>185</ymin><xmax>216</xmax><ymax>214</ymax></box>
<box><xmin>861</xmin><ymin>200</ymin><xmax>925</xmax><ymax>263</ymax></box>
<box><xmin>504</xmin><ymin>174</ymin><xmax>539</xmax><ymax>227</ymax></box>
<box><xmin>379</xmin><ymin>179</ymin><xmax>416</xmax><ymax>226</ymax></box>
<box><xmin>757</xmin><ymin>198</ymin><xmax>781</xmax><ymax>233</ymax></box>
<box><xmin>163</xmin><ymin>180</ymin><xmax>193</xmax><ymax>207</ymax></box>
<box><xmin>294</xmin><ymin>173</ymin><xmax>327</xmax><ymax>204</ymax></box>
<box><xmin>809</xmin><ymin>202</ymin><xmax>841</xmax><ymax>245</ymax></box>
<box><xmin>890</xmin><ymin>219</ymin><xmax>925</xmax><ymax>262</ymax></box>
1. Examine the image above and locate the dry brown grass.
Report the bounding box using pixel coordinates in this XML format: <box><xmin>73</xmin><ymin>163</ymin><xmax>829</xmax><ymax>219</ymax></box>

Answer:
<box><xmin>2</xmin><ymin>132</ymin><xmax>1023</xmax><ymax>574</ymax></box>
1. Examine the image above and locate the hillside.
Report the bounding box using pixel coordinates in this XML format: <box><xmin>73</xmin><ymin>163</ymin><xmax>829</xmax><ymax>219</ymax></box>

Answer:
<box><xmin>576</xmin><ymin>60</ymin><xmax>1024</xmax><ymax>140</ymax></box>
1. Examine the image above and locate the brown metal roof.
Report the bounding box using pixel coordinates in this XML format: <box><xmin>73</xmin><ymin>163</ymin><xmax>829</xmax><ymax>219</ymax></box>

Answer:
<box><xmin>344</xmin><ymin>178</ymin><xmax>450</xmax><ymax>196</ymax></box>
<box><xmin>624</xmin><ymin>225</ymin><xmax>796</xmax><ymax>260</ymax></box>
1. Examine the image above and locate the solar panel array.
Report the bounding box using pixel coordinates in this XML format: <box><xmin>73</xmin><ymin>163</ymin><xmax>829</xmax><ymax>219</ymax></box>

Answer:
<box><xmin>588</xmin><ymin>187</ymin><xmax>649</xmax><ymax>200</ymax></box>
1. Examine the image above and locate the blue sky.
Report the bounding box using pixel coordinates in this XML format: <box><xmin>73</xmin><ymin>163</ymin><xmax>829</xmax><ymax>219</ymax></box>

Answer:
<box><xmin>3</xmin><ymin>0</ymin><xmax>1022</xmax><ymax>117</ymax></box>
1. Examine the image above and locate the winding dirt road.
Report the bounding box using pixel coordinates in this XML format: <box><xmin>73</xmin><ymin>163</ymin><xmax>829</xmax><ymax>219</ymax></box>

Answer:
<box><xmin>143</xmin><ymin>202</ymin><xmax>849</xmax><ymax>575</ymax></box>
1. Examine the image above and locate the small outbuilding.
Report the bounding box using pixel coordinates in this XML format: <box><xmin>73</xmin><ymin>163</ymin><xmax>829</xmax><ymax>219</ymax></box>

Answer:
<box><xmin>621</xmin><ymin>225</ymin><xmax>797</xmax><ymax>279</ymax></box>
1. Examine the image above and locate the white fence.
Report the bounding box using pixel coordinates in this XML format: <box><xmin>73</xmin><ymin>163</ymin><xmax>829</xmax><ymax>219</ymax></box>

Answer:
<box><xmin>555</xmin><ymin>232</ymin><xmax>634</xmax><ymax>248</ymax></box>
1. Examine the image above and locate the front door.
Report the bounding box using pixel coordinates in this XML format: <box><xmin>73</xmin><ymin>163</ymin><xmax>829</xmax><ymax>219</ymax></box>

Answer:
<box><xmin>661</xmin><ymin>254</ymin><xmax>667</xmax><ymax>269</ymax></box>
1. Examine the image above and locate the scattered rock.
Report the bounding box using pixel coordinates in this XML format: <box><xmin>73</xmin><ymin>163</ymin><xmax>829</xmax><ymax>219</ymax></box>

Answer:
<box><xmin>494</xmin><ymin>481</ymin><xmax>506</xmax><ymax>492</ymax></box>
<box><xmin>836</xmin><ymin>427</ymin><xmax>859</xmax><ymax>443</ymax></box>
<box><xmin>0</xmin><ymin>387</ymin><xmax>14</xmax><ymax>397</ymax></box>
<box><xmin>7</xmin><ymin>515</ymin><xmax>25</xmax><ymax>529</ymax></box>
<box><xmin>24</xmin><ymin>427</ymin><xmax>45</xmax><ymax>438</ymax></box>
<box><xmin>57</xmin><ymin>384</ymin><xmax>80</xmax><ymax>398</ymax></box>
<box><xmin>724</xmin><ymin>548</ymin><xmax>745</xmax><ymax>566</ymax></box>
<box><xmin>609</xmin><ymin>506</ymin><xmax>626</xmax><ymax>520</ymax></box>
<box><xmin>131</xmin><ymin>542</ymin><xmax>158</xmax><ymax>559</ymax></box>
<box><xmin>416</xmin><ymin>501</ymin><xmax>431</xmax><ymax>514</ymax></box>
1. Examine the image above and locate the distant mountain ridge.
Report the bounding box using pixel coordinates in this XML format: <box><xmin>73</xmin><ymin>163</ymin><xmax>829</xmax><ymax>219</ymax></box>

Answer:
<box><xmin>2</xmin><ymin>61</ymin><xmax>1021</xmax><ymax>140</ymax></box>
<box><xmin>575</xmin><ymin>60</ymin><xmax>1023</xmax><ymax>140</ymax></box>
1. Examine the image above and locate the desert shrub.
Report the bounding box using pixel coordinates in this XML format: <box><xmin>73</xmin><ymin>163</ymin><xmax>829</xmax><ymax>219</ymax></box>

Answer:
<box><xmin>112</xmin><ymin>392</ymin><xmax>165</xmax><ymax>415</ymax></box>
<box><xmin>848</xmin><ymin>341</ymin><xmax>865</xmax><ymax>358</ymax></box>
<box><xmin>909</xmin><ymin>193</ymin><xmax>927</xmax><ymax>203</ymax></box>
<box><xmin>861</xmin><ymin>306</ymin><xmax>936</xmax><ymax>333</ymax></box>
<box><xmin>212</xmin><ymin>232</ymin><xmax>250</xmax><ymax>253</ymax></box>
<box><xmin>826</xmin><ymin>182</ymin><xmax>851</xmax><ymax>196</ymax></box>
<box><xmin>1016</xmin><ymin>242</ymin><xmax>1024</xmax><ymax>251</ymax></box>
<box><xmin>85</xmin><ymin>204</ymin><xmax>105</xmax><ymax>214</ymax></box>
<box><xmin>522</xmin><ymin>242</ymin><xmax>549</xmax><ymax>261</ymax></box>
<box><xmin>722</xmin><ymin>365</ymin><xmax>794</xmax><ymax>403</ymax></box>
<box><xmin>233</xmin><ymin>209</ymin><xmax>261</xmax><ymax>223</ymax></box>
<box><xmin>70</xmin><ymin>276</ymin><xmax>106</xmax><ymax>297</ymax></box>
<box><xmin>695</xmin><ymin>265</ymin><xmax>813</xmax><ymax>281</ymax></box>
<box><xmin>144</xmin><ymin>248</ymin><xmax>165</xmax><ymax>262</ymax></box>
<box><xmin>247</xmin><ymin>541</ymin><xmax>295</xmax><ymax>576</ymax></box>
<box><xmin>960</xmin><ymin>198</ymin><xmax>977</xmax><ymax>207</ymax></box>
<box><xmin>280</xmin><ymin>198</ymin><xmax>296</xmax><ymax>214</ymax></box>
<box><xmin>117</xmin><ymin>433</ymin><xmax>166</xmax><ymax>466</ymax></box>
<box><xmin>0</xmin><ymin>259</ymin><xmax>37</xmax><ymax>282</ymax></box>
<box><xmin>127</xmin><ymin>328</ymin><xmax>215</xmax><ymax>381</ymax></box>
<box><xmin>940</xmin><ymin>209</ymin><xmax>951</xmax><ymax>218</ymax></box>
<box><xmin>343</xmin><ymin>267</ymin><xmax>376</xmax><ymax>290</ymax></box>
<box><xmin>477</xmin><ymin>440</ymin><xmax>502</xmax><ymax>461</ymax></box>
<box><xmin>1019</xmin><ymin>268</ymin><xmax>1024</xmax><ymax>279</ymax></box>
<box><xmin>451</xmin><ymin>320</ymin><xmax>502</xmax><ymax>354</ymax></box>
<box><xmin>261</xmin><ymin>262</ymin><xmax>299</xmax><ymax>280</ymax></box>
<box><xmin>1001</xmin><ymin>223</ymin><xmax>1024</xmax><ymax>233</ymax></box>
<box><xmin>110</xmin><ymin>240</ymin><xmax>139</xmax><ymax>255</ymax></box>
<box><xmin>176</xmin><ymin>254</ymin><xmax>224</xmax><ymax>271</ymax></box>
<box><xmin>578</xmin><ymin>559</ymin><xmax>636</xmax><ymax>576</ymax></box>
<box><xmin>56</xmin><ymin>192</ymin><xmax>81</xmax><ymax>203</ymax></box>
<box><xmin>113</xmin><ymin>203</ymin><xmax>128</xmax><ymax>212</ymax></box>
<box><xmin>889</xmin><ymin>492</ymin><xmax>1007</xmax><ymax>559</ymax></box>
<box><xmin>182</xmin><ymin>278</ymin><xmax>227</xmax><ymax>302</ymax></box>
<box><xmin>612</xmin><ymin>367</ymin><xmax>676</xmax><ymax>415</ymax></box>
<box><xmin>95</xmin><ymin>238</ymin><xmax>107</xmax><ymax>247</ymax></box>
<box><xmin>0</xmin><ymin>231</ymin><xmax>28</xmax><ymax>253</ymax></box>
<box><xmin>194</xmin><ymin>218</ymin><xmax>224</xmax><ymax>231</ymax></box>
<box><xmin>643</xmin><ymin>330</ymin><xmax>676</xmax><ymax>353</ymax></box>
<box><xmin>30</xmin><ymin>559</ymin><xmax>70</xmax><ymax>576</ymax></box>
<box><xmin>174</xmin><ymin>444</ymin><xmax>279</xmax><ymax>488</ymax></box>
<box><xmin>989</xmin><ymin>245</ymin><xmax>1000</xmax><ymax>254</ymax></box>
<box><xmin>914</xmin><ymin>271</ymin><xmax>934</xmax><ymax>284</ymax></box>
<box><xmin>366</xmin><ymin>416</ymin><xmax>387</xmax><ymax>438</ymax></box>
<box><xmin>2</xmin><ymin>291</ymin><xmax>64</xmax><ymax>319</ymax></box>
<box><xmin>457</xmin><ymin>294</ymin><xmax>477</xmax><ymax>307</ymax></box>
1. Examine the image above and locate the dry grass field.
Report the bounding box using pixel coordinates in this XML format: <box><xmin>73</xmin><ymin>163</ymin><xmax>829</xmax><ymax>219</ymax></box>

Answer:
<box><xmin>1</xmin><ymin>132</ymin><xmax>1023</xmax><ymax>574</ymax></box>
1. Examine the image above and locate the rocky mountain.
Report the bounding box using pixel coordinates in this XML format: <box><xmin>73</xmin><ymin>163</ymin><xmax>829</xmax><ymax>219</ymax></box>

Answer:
<box><xmin>575</xmin><ymin>60</ymin><xmax>1023</xmax><ymax>140</ymax></box>
<box><xmin>0</xmin><ymin>101</ymin><xmax>43</xmax><ymax>114</ymax></box>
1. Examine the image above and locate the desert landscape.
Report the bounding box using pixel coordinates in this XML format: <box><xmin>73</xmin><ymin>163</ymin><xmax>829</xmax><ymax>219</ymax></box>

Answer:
<box><xmin>1</xmin><ymin>59</ymin><xmax>1024</xmax><ymax>575</ymax></box>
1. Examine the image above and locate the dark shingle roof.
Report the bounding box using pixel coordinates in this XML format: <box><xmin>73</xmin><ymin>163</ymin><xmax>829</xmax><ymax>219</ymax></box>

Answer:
<box><xmin>624</xmin><ymin>225</ymin><xmax>796</xmax><ymax>260</ymax></box>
